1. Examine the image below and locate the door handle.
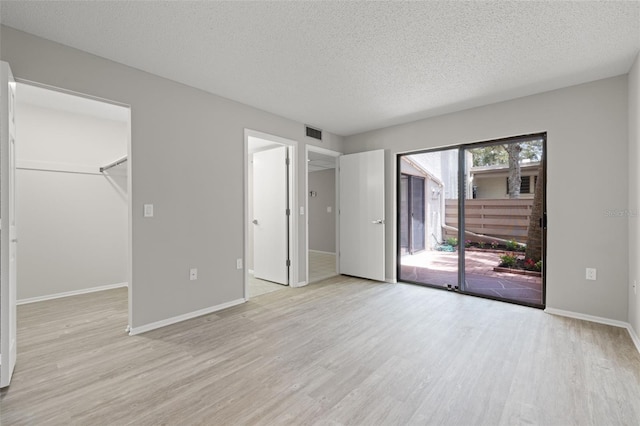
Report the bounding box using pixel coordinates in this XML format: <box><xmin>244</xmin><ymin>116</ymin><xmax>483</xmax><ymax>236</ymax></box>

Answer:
<box><xmin>371</xmin><ymin>219</ymin><xmax>384</xmax><ymax>224</ymax></box>
<box><xmin>252</xmin><ymin>219</ymin><xmax>258</xmax><ymax>225</ymax></box>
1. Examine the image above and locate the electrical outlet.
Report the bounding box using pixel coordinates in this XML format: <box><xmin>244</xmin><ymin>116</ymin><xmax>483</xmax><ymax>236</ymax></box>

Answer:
<box><xmin>236</xmin><ymin>258</ymin><xmax>243</xmax><ymax>270</ymax></box>
<box><xmin>585</xmin><ymin>268</ymin><xmax>597</xmax><ymax>281</ymax></box>
<box><xmin>189</xmin><ymin>268</ymin><xmax>198</xmax><ymax>281</ymax></box>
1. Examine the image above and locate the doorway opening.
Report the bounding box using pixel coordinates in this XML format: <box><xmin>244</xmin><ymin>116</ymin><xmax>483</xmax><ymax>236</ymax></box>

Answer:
<box><xmin>14</xmin><ymin>83</ymin><xmax>132</xmax><ymax>321</ymax></box>
<box><xmin>397</xmin><ymin>134</ymin><xmax>546</xmax><ymax>308</ymax></box>
<box><xmin>306</xmin><ymin>145</ymin><xmax>340</xmax><ymax>284</ymax></box>
<box><xmin>244</xmin><ymin>130</ymin><xmax>298</xmax><ymax>299</ymax></box>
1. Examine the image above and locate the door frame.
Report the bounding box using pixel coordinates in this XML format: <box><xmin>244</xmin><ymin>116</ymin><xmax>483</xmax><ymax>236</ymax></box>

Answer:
<box><xmin>305</xmin><ymin>145</ymin><xmax>341</xmax><ymax>285</ymax></box>
<box><xmin>396</xmin><ymin>132</ymin><xmax>547</xmax><ymax>309</ymax></box>
<box><xmin>244</xmin><ymin>129</ymin><xmax>299</xmax><ymax>299</ymax></box>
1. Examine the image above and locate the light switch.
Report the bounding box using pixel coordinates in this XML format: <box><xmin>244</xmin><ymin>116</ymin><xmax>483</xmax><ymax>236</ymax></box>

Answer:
<box><xmin>300</xmin><ymin>206</ymin><xmax>305</xmax><ymax>215</ymax></box>
<box><xmin>144</xmin><ymin>204</ymin><xmax>154</xmax><ymax>218</ymax></box>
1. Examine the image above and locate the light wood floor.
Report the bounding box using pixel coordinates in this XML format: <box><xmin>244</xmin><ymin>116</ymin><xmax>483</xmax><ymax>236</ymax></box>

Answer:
<box><xmin>2</xmin><ymin>277</ymin><xmax>639</xmax><ymax>425</ymax></box>
<box><xmin>308</xmin><ymin>251</ymin><xmax>337</xmax><ymax>283</ymax></box>
<box><xmin>249</xmin><ymin>274</ymin><xmax>287</xmax><ymax>298</ymax></box>
<box><xmin>249</xmin><ymin>252</ymin><xmax>337</xmax><ymax>297</ymax></box>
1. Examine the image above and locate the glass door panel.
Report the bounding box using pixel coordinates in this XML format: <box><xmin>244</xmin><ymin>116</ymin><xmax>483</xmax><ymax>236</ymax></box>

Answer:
<box><xmin>398</xmin><ymin>148</ymin><xmax>459</xmax><ymax>289</ymax></box>
<box><xmin>463</xmin><ymin>138</ymin><xmax>545</xmax><ymax>306</ymax></box>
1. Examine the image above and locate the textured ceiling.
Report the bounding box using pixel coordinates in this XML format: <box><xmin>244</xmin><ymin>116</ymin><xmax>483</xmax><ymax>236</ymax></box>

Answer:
<box><xmin>1</xmin><ymin>1</ymin><xmax>639</xmax><ymax>136</ymax></box>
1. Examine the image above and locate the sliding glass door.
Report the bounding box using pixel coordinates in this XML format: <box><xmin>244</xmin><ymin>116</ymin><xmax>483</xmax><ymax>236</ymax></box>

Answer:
<box><xmin>397</xmin><ymin>134</ymin><xmax>546</xmax><ymax>308</ymax></box>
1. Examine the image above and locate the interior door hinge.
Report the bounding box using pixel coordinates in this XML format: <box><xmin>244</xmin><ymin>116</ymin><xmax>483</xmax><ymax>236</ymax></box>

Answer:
<box><xmin>286</xmin><ymin>259</ymin><xmax>291</xmax><ymax>267</ymax></box>
<box><xmin>285</xmin><ymin>158</ymin><xmax>290</xmax><ymax>166</ymax></box>
<box><xmin>286</xmin><ymin>208</ymin><xmax>291</xmax><ymax>216</ymax></box>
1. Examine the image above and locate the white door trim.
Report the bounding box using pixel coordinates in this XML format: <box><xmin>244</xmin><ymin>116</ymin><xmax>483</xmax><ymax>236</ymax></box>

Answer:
<box><xmin>305</xmin><ymin>145</ymin><xmax>341</xmax><ymax>286</ymax></box>
<box><xmin>244</xmin><ymin>129</ymin><xmax>299</xmax><ymax>299</ymax></box>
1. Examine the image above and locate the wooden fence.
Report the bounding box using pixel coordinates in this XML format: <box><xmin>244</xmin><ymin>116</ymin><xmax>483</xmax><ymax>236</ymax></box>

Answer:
<box><xmin>444</xmin><ymin>199</ymin><xmax>534</xmax><ymax>243</ymax></box>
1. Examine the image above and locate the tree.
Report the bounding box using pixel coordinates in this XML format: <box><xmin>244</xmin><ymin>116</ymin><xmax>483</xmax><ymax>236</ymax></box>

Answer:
<box><xmin>505</xmin><ymin>143</ymin><xmax>522</xmax><ymax>199</ymax></box>
<box><xmin>525</xmin><ymin>166</ymin><xmax>543</xmax><ymax>262</ymax></box>
<box><xmin>471</xmin><ymin>146</ymin><xmax>508</xmax><ymax>167</ymax></box>
<box><xmin>471</xmin><ymin>140</ymin><xmax>542</xmax><ymax>167</ymax></box>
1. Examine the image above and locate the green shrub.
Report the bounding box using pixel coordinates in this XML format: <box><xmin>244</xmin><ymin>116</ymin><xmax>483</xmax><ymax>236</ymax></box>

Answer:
<box><xmin>507</xmin><ymin>240</ymin><xmax>520</xmax><ymax>251</ymax></box>
<box><xmin>446</xmin><ymin>237</ymin><xmax>458</xmax><ymax>247</ymax></box>
<box><xmin>506</xmin><ymin>239</ymin><xmax>524</xmax><ymax>252</ymax></box>
<box><xmin>499</xmin><ymin>254</ymin><xmax>517</xmax><ymax>268</ymax></box>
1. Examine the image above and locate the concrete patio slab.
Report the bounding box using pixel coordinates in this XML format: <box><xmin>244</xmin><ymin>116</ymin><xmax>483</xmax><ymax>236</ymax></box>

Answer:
<box><xmin>399</xmin><ymin>250</ymin><xmax>543</xmax><ymax>305</ymax></box>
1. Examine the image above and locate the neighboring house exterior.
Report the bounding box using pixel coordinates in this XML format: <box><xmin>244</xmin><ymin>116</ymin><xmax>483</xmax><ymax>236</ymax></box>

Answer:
<box><xmin>399</xmin><ymin>151</ymin><xmax>472</xmax><ymax>252</ymax></box>
<box><xmin>470</xmin><ymin>161</ymin><xmax>541</xmax><ymax>199</ymax></box>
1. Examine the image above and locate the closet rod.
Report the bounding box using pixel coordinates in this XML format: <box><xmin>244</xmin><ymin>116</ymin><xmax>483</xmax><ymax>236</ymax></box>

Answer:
<box><xmin>100</xmin><ymin>156</ymin><xmax>128</xmax><ymax>172</ymax></box>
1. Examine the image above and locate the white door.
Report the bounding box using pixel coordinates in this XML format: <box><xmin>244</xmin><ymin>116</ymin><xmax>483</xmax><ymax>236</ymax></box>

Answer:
<box><xmin>339</xmin><ymin>150</ymin><xmax>385</xmax><ymax>281</ymax></box>
<box><xmin>253</xmin><ymin>146</ymin><xmax>289</xmax><ymax>285</ymax></box>
<box><xmin>1</xmin><ymin>61</ymin><xmax>17</xmax><ymax>388</ymax></box>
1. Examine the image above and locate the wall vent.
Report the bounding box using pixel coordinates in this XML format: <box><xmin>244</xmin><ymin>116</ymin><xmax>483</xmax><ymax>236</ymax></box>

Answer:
<box><xmin>306</xmin><ymin>126</ymin><xmax>322</xmax><ymax>141</ymax></box>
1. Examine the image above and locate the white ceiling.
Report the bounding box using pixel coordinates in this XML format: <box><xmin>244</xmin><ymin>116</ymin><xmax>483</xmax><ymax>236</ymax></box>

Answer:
<box><xmin>248</xmin><ymin>136</ymin><xmax>280</xmax><ymax>154</ymax></box>
<box><xmin>17</xmin><ymin>83</ymin><xmax>130</xmax><ymax>123</ymax></box>
<box><xmin>2</xmin><ymin>1</ymin><xmax>639</xmax><ymax>136</ymax></box>
<box><xmin>308</xmin><ymin>150</ymin><xmax>336</xmax><ymax>172</ymax></box>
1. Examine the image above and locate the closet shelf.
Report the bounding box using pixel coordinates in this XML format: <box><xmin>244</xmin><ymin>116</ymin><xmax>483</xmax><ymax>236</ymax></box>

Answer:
<box><xmin>100</xmin><ymin>156</ymin><xmax>127</xmax><ymax>172</ymax></box>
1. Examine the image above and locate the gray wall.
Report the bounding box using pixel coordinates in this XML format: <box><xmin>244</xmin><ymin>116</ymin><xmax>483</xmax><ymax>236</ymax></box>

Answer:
<box><xmin>308</xmin><ymin>168</ymin><xmax>336</xmax><ymax>253</ymax></box>
<box><xmin>344</xmin><ymin>76</ymin><xmax>630</xmax><ymax>322</ymax></box>
<box><xmin>16</xmin><ymin>102</ymin><xmax>128</xmax><ymax>300</ymax></box>
<box><xmin>629</xmin><ymin>52</ymin><xmax>639</xmax><ymax>338</ymax></box>
<box><xmin>0</xmin><ymin>26</ymin><xmax>344</xmax><ymax>328</ymax></box>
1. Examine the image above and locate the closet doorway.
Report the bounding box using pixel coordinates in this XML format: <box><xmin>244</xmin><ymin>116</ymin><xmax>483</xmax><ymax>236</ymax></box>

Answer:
<box><xmin>306</xmin><ymin>146</ymin><xmax>340</xmax><ymax>284</ymax></box>
<box><xmin>15</xmin><ymin>83</ymin><xmax>132</xmax><ymax>323</ymax></box>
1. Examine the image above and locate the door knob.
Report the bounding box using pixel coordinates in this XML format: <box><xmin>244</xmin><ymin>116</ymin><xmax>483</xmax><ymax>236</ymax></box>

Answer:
<box><xmin>371</xmin><ymin>219</ymin><xmax>384</xmax><ymax>224</ymax></box>
<box><xmin>252</xmin><ymin>219</ymin><xmax>258</xmax><ymax>225</ymax></box>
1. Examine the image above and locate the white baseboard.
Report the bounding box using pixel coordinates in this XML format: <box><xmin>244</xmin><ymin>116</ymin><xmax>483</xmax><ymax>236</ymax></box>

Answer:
<box><xmin>385</xmin><ymin>278</ymin><xmax>397</xmax><ymax>284</ymax></box>
<box><xmin>309</xmin><ymin>250</ymin><xmax>336</xmax><ymax>255</ymax></box>
<box><xmin>545</xmin><ymin>307</ymin><xmax>640</xmax><ymax>354</ymax></box>
<box><xmin>292</xmin><ymin>280</ymin><xmax>307</xmax><ymax>288</ymax></box>
<box><xmin>628</xmin><ymin>325</ymin><xmax>640</xmax><ymax>354</ymax></box>
<box><xmin>248</xmin><ymin>269</ymin><xmax>254</xmax><ymax>275</ymax></box>
<box><xmin>544</xmin><ymin>307</ymin><xmax>628</xmax><ymax>328</ymax></box>
<box><xmin>17</xmin><ymin>282</ymin><xmax>128</xmax><ymax>305</ymax></box>
<box><xmin>129</xmin><ymin>298</ymin><xmax>245</xmax><ymax>335</ymax></box>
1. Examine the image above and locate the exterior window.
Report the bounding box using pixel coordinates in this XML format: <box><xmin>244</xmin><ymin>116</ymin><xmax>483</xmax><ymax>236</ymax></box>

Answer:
<box><xmin>506</xmin><ymin>175</ymin><xmax>531</xmax><ymax>194</ymax></box>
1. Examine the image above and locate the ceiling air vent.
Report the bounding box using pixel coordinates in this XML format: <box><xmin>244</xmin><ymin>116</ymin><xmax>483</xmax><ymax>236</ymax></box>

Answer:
<box><xmin>306</xmin><ymin>126</ymin><xmax>322</xmax><ymax>141</ymax></box>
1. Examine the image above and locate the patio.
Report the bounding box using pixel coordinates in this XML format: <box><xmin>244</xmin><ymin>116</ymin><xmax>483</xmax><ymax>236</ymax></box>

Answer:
<box><xmin>400</xmin><ymin>250</ymin><xmax>542</xmax><ymax>305</ymax></box>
